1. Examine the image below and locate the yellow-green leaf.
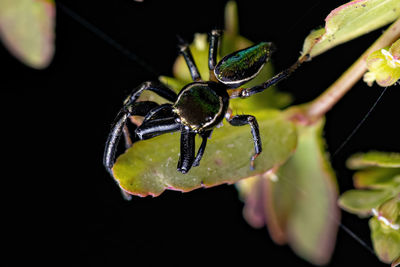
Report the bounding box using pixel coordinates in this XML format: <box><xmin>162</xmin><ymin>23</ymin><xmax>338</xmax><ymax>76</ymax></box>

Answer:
<box><xmin>377</xmin><ymin>196</ymin><xmax>400</xmax><ymax>227</ymax></box>
<box><xmin>347</xmin><ymin>151</ymin><xmax>400</xmax><ymax>169</ymax></box>
<box><xmin>302</xmin><ymin>0</ymin><xmax>400</xmax><ymax>58</ymax></box>
<box><xmin>0</xmin><ymin>0</ymin><xmax>55</xmax><ymax>69</ymax></box>
<box><xmin>370</xmin><ymin>216</ymin><xmax>400</xmax><ymax>264</ymax></box>
<box><xmin>282</xmin><ymin>120</ymin><xmax>339</xmax><ymax>265</ymax></box>
<box><xmin>338</xmin><ymin>189</ymin><xmax>396</xmax><ymax>216</ymax></box>
<box><xmin>113</xmin><ymin>109</ymin><xmax>297</xmax><ymax>197</ymax></box>
<box><xmin>353</xmin><ymin>168</ymin><xmax>400</xmax><ymax>189</ymax></box>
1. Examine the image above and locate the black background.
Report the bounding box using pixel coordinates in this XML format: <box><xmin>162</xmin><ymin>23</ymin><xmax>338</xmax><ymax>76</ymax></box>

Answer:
<box><xmin>1</xmin><ymin>0</ymin><xmax>399</xmax><ymax>266</ymax></box>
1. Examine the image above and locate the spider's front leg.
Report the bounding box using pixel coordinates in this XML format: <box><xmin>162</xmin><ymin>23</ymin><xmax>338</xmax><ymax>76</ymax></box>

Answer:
<box><xmin>103</xmin><ymin>81</ymin><xmax>177</xmax><ymax>177</ymax></box>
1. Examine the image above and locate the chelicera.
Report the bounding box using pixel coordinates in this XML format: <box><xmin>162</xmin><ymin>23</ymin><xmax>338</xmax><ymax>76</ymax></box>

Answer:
<box><xmin>104</xmin><ymin>30</ymin><xmax>301</xmax><ymax>177</ymax></box>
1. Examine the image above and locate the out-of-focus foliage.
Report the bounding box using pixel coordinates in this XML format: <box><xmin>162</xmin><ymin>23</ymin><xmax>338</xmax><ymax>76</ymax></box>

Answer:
<box><xmin>237</xmin><ymin>119</ymin><xmax>339</xmax><ymax>265</ymax></box>
<box><xmin>339</xmin><ymin>151</ymin><xmax>400</xmax><ymax>265</ymax></box>
<box><xmin>0</xmin><ymin>0</ymin><xmax>55</xmax><ymax>69</ymax></box>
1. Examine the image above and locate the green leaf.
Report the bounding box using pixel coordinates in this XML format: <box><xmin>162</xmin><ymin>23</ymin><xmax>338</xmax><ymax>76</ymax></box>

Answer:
<box><xmin>238</xmin><ymin>119</ymin><xmax>340</xmax><ymax>265</ymax></box>
<box><xmin>338</xmin><ymin>189</ymin><xmax>396</xmax><ymax>216</ymax></box>
<box><xmin>0</xmin><ymin>0</ymin><xmax>55</xmax><ymax>69</ymax></box>
<box><xmin>113</xmin><ymin>109</ymin><xmax>297</xmax><ymax>197</ymax></box>
<box><xmin>347</xmin><ymin>151</ymin><xmax>400</xmax><ymax>169</ymax></box>
<box><xmin>302</xmin><ymin>0</ymin><xmax>400</xmax><ymax>58</ymax></box>
<box><xmin>353</xmin><ymin>168</ymin><xmax>400</xmax><ymax>189</ymax></box>
<box><xmin>224</xmin><ymin>0</ymin><xmax>239</xmax><ymax>36</ymax></box>
<box><xmin>282</xmin><ymin>120</ymin><xmax>339</xmax><ymax>265</ymax></box>
<box><xmin>370</xmin><ymin>217</ymin><xmax>400</xmax><ymax>264</ymax></box>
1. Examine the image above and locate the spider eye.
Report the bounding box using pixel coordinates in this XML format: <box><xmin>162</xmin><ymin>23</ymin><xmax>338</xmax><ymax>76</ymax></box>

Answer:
<box><xmin>214</xmin><ymin>42</ymin><xmax>273</xmax><ymax>88</ymax></box>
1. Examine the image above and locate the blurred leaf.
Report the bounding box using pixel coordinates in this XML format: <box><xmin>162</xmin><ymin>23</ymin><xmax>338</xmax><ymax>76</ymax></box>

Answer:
<box><xmin>237</xmin><ymin>119</ymin><xmax>340</xmax><ymax>265</ymax></box>
<box><xmin>338</xmin><ymin>189</ymin><xmax>396</xmax><ymax>216</ymax></box>
<box><xmin>158</xmin><ymin>76</ymin><xmax>186</xmax><ymax>94</ymax></box>
<box><xmin>224</xmin><ymin>0</ymin><xmax>239</xmax><ymax>36</ymax></box>
<box><xmin>113</xmin><ymin>110</ymin><xmax>297</xmax><ymax>197</ymax></box>
<box><xmin>370</xmin><ymin>217</ymin><xmax>400</xmax><ymax>264</ymax></box>
<box><xmin>340</xmin><ymin>149</ymin><xmax>400</xmax><ymax>264</ymax></box>
<box><xmin>353</xmin><ymin>168</ymin><xmax>400</xmax><ymax>189</ymax></box>
<box><xmin>0</xmin><ymin>0</ymin><xmax>55</xmax><ymax>69</ymax></box>
<box><xmin>302</xmin><ymin>0</ymin><xmax>400</xmax><ymax>58</ymax></box>
<box><xmin>377</xmin><ymin>196</ymin><xmax>400</xmax><ymax>226</ymax></box>
<box><xmin>281</xmin><ymin>119</ymin><xmax>339</xmax><ymax>265</ymax></box>
<box><xmin>236</xmin><ymin>175</ymin><xmax>272</xmax><ymax>229</ymax></box>
<box><xmin>347</xmin><ymin>151</ymin><xmax>400</xmax><ymax>169</ymax></box>
<box><xmin>393</xmin><ymin>255</ymin><xmax>400</xmax><ymax>267</ymax></box>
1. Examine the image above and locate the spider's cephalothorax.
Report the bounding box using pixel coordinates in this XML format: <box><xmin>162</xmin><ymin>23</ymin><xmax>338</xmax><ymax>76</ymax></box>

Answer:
<box><xmin>173</xmin><ymin>81</ymin><xmax>229</xmax><ymax>132</ymax></box>
<box><xmin>104</xmin><ymin>30</ymin><xmax>297</xmax><ymax>176</ymax></box>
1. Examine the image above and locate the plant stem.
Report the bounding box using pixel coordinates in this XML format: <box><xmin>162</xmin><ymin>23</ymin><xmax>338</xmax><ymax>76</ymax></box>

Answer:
<box><xmin>304</xmin><ymin>18</ymin><xmax>400</xmax><ymax>121</ymax></box>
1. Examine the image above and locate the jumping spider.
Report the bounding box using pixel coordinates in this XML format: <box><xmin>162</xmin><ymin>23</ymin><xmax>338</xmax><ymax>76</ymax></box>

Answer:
<box><xmin>104</xmin><ymin>30</ymin><xmax>300</xmax><ymax>177</ymax></box>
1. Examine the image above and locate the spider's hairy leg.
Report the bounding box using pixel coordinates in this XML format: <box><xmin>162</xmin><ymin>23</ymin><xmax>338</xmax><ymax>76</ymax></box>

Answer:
<box><xmin>124</xmin><ymin>81</ymin><xmax>177</xmax><ymax>105</ymax></box>
<box><xmin>226</xmin><ymin>114</ymin><xmax>262</xmax><ymax>170</ymax></box>
<box><xmin>177</xmin><ymin>35</ymin><xmax>202</xmax><ymax>81</ymax></box>
<box><xmin>232</xmin><ymin>54</ymin><xmax>309</xmax><ymax>99</ymax></box>
<box><xmin>192</xmin><ymin>130</ymin><xmax>213</xmax><ymax>167</ymax></box>
<box><xmin>135</xmin><ymin>116</ymin><xmax>181</xmax><ymax>140</ymax></box>
<box><xmin>141</xmin><ymin>103</ymin><xmax>176</xmax><ymax>124</ymax></box>
<box><xmin>103</xmin><ymin>101</ymin><xmax>158</xmax><ymax>176</ymax></box>
<box><xmin>177</xmin><ymin>126</ymin><xmax>197</xmax><ymax>174</ymax></box>
<box><xmin>103</xmin><ymin>81</ymin><xmax>178</xmax><ymax>178</ymax></box>
<box><xmin>208</xmin><ymin>29</ymin><xmax>222</xmax><ymax>72</ymax></box>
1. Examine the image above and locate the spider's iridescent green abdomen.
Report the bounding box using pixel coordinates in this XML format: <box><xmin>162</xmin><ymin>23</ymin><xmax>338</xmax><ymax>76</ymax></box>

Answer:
<box><xmin>214</xmin><ymin>42</ymin><xmax>272</xmax><ymax>88</ymax></box>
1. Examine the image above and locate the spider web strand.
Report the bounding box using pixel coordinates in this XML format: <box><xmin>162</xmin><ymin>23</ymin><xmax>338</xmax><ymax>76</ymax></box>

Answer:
<box><xmin>332</xmin><ymin>86</ymin><xmax>388</xmax><ymax>157</ymax></box>
<box><xmin>57</xmin><ymin>2</ymin><xmax>159</xmax><ymax>76</ymax></box>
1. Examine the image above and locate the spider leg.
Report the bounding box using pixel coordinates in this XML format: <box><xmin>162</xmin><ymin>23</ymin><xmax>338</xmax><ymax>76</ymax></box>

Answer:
<box><xmin>192</xmin><ymin>130</ymin><xmax>213</xmax><ymax>167</ymax></box>
<box><xmin>124</xmin><ymin>103</ymin><xmax>176</xmax><ymax>146</ymax></box>
<box><xmin>229</xmin><ymin>54</ymin><xmax>309</xmax><ymax>99</ymax></box>
<box><xmin>104</xmin><ymin>101</ymin><xmax>159</xmax><ymax>176</ymax></box>
<box><xmin>104</xmin><ymin>81</ymin><xmax>178</xmax><ymax>177</ymax></box>
<box><xmin>124</xmin><ymin>81</ymin><xmax>177</xmax><ymax>105</ymax></box>
<box><xmin>135</xmin><ymin>116</ymin><xmax>181</xmax><ymax>140</ymax></box>
<box><xmin>177</xmin><ymin>36</ymin><xmax>201</xmax><ymax>81</ymax></box>
<box><xmin>177</xmin><ymin>126</ymin><xmax>196</xmax><ymax>174</ymax></box>
<box><xmin>122</xmin><ymin>101</ymin><xmax>159</xmax><ymax>148</ymax></box>
<box><xmin>208</xmin><ymin>29</ymin><xmax>222</xmax><ymax>71</ymax></box>
<box><xmin>226</xmin><ymin>114</ymin><xmax>262</xmax><ymax>170</ymax></box>
<box><xmin>142</xmin><ymin>103</ymin><xmax>175</xmax><ymax>124</ymax></box>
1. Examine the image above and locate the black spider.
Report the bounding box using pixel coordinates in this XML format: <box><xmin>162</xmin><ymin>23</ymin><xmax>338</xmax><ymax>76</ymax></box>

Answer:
<box><xmin>104</xmin><ymin>30</ymin><xmax>301</xmax><ymax>177</ymax></box>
